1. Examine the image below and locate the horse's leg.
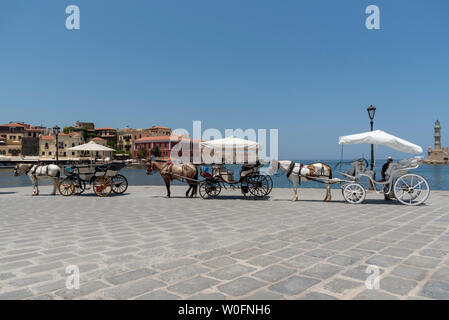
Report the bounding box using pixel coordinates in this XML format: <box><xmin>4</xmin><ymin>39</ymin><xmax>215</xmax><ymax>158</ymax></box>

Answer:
<box><xmin>291</xmin><ymin>176</ymin><xmax>298</xmax><ymax>202</ymax></box>
<box><xmin>186</xmin><ymin>185</ymin><xmax>192</xmax><ymax>198</ymax></box>
<box><xmin>29</xmin><ymin>175</ymin><xmax>37</xmax><ymax>196</ymax></box>
<box><xmin>51</xmin><ymin>177</ymin><xmax>58</xmax><ymax>195</ymax></box>
<box><xmin>193</xmin><ymin>183</ymin><xmax>198</xmax><ymax>198</ymax></box>
<box><xmin>164</xmin><ymin>177</ymin><xmax>171</xmax><ymax>198</ymax></box>
<box><xmin>31</xmin><ymin>176</ymin><xmax>39</xmax><ymax>196</ymax></box>
<box><xmin>324</xmin><ymin>183</ymin><xmax>332</xmax><ymax>202</ymax></box>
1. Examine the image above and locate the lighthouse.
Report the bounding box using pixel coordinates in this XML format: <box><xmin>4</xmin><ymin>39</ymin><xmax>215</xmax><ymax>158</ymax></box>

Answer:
<box><xmin>425</xmin><ymin>120</ymin><xmax>449</xmax><ymax>164</ymax></box>
<box><xmin>434</xmin><ymin>120</ymin><xmax>441</xmax><ymax>151</ymax></box>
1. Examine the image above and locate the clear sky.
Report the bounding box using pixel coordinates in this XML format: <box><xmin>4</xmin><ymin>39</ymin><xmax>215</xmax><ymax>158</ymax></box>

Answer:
<box><xmin>0</xmin><ymin>0</ymin><xmax>448</xmax><ymax>159</ymax></box>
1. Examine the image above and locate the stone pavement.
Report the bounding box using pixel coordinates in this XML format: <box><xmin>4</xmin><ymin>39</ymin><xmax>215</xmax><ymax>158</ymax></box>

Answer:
<box><xmin>1</xmin><ymin>185</ymin><xmax>449</xmax><ymax>300</ymax></box>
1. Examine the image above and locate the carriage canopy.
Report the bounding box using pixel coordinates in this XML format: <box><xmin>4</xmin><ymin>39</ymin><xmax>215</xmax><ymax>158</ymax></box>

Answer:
<box><xmin>199</xmin><ymin>136</ymin><xmax>262</xmax><ymax>164</ymax></box>
<box><xmin>338</xmin><ymin>130</ymin><xmax>423</xmax><ymax>154</ymax></box>
<box><xmin>200</xmin><ymin>136</ymin><xmax>261</xmax><ymax>151</ymax></box>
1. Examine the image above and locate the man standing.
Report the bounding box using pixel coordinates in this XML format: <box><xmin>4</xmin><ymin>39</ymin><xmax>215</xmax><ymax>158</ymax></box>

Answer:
<box><xmin>381</xmin><ymin>156</ymin><xmax>393</xmax><ymax>200</ymax></box>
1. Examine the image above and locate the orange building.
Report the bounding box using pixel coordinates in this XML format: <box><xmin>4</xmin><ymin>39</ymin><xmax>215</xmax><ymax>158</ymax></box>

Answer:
<box><xmin>134</xmin><ymin>135</ymin><xmax>200</xmax><ymax>160</ymax></box>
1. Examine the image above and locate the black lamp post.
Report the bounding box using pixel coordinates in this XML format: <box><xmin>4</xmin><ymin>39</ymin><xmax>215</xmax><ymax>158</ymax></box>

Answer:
<box><xmin>367</xmin><ymin>105</ymin><xmax>376</xmax><ymax>171</ymax></box>
<box><xmin>53</xmin><ymin>125</ymin><xmax>60</xmax><ymax>163</ymax></box>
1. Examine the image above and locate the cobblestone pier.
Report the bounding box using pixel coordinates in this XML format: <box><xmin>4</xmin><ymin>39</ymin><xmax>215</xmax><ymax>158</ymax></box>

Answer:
<box><xmin>1</xmin><ymin>185</ymin><xmax>449</xmax><ymax>300</ymax></box>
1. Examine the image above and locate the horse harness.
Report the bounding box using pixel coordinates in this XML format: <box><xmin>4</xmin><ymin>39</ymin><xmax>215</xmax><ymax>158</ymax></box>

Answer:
<box><xmin>285</xmin><ymin>161</ymin><xmax>328</xmax><ymax>183</ymax></box>
<box><xmin>30</xmin><ymin>165</ymin><xmax>50</xmax><ymax>177</ymax></box>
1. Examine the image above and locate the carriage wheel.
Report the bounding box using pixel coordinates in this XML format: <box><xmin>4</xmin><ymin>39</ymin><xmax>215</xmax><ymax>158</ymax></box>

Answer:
<box><xmin>111</xmin><ymin>174</ymin><xmax>128</xmax><ymax>194</ymax></box>
<box><xmin>246</xmin><ymin>174</ymin><xmax>271</xmax><ymax>198</ymax></box>
<box><xmin>342</xmin><ymin>183</ymin><xmax>366</xmax><ymax>204</ymax></box>
<box><xmin>59</xmin><ymin>178</ymin><xmax>75</xmax><ymax>196</ymax></box>
<box><xmin>93</xmin><ymin>176</ymin><xmax>113</xmax><ymax>197</ymax></box>
<box><xmin>393</xmin><ymin>174</ymin><xmax>430</xmax><ymax>206</ymax></box>
<box><xmin>263</xmin><ymin>174</ymin><xmax>274</xmax><ymax>195</ymax></box>
<box><xmin>73</xmin><ymin>179</ymin><xmax>86</xmax><ymax>194</ymax></box>
<box><xmin>199</xmin><ymin>181</ymin><xmax>221</xmax><ymax>199</ymax></box>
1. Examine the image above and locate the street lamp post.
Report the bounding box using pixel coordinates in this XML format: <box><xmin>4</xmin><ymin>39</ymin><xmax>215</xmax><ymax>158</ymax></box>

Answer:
<box><xmin>367</xmin><ymin>105</ymin><xmax>376</xmax><ymax>171</ymax></box>
<box><xmin>53</xmin><ymin>125</ymin><xmax>60</xmax><ymax>163</ymax></box>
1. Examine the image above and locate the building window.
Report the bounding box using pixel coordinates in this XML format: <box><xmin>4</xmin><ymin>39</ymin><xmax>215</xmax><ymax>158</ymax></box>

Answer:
<box><xmin>42</xmin><ymin>151</ymin><xmax>45</xmax><ymax>155</ymax></box>
<box><xmin>49</xmin><ymin>152</ymin><xmax>52</xmax><ymax>155</ymax></box>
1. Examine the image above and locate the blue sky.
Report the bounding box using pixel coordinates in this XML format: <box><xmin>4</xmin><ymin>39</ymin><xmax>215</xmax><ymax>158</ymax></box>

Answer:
<box><xmin>0</xmin><ymin>0</ymin><xmax>448</xmax><ymax>159</ymax></box>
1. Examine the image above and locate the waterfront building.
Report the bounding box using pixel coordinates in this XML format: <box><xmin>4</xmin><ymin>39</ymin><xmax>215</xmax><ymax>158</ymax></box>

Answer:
<box><xmin>117</xmin><ymin>126</ymin><xmax>172</xmax><ymax>157</ymax></box>
<box><xmin>0</xmin><ymin>122</ymin><xmax>28</xmax><ymax>157</ymax></box>
<box><xmin>95</xmin><ymin>127</ymin><xmax>117</xmax><ymax>147</ymax></box>
<box><xmin>75</xmin><ymin>121</ymin><xmax>95</xmax><ymax>130</ymax></box>
<box><xmin>425</xmin><ymin>120</ymin><xmax>449</xmax><ymax>164</ymax></box>
<box><xmin>134</xmin><ymin>135</ymin><xmax>199</xmax><ymax>161</ymax></box>
<box><xmin>147</xmin><ymin>126</ymin><xmax>171</xmax><ymax>136</ymax></box>
<box><xmin>39</xmin><ymin>132</ymin><xmax>84</xmax><ymax>160</ymax></box>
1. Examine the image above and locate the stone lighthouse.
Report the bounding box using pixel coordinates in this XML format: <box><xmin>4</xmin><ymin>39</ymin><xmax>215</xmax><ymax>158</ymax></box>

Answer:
<box><xmin>434</xmin><ymin>120</ymin><xmax>441</xmax><ymax>150</ymax></box>
<box><xmin>425</xmin><ymin>120</ymin><xmax>449</xmax><ymax>164</ymax></box>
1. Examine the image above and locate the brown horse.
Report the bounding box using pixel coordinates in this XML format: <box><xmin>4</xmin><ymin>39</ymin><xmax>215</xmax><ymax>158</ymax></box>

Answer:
<box><xmin>146</xmin><ymin>160</ymin><xmax>198</xmax><ymax>198</ymax></box>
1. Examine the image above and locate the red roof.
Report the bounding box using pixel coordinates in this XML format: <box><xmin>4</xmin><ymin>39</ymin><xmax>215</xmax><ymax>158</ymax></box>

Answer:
<box><xmin>92</xmin><ymin>137</ymin><xmax>106</xmax><ymax>141</ymax></box>
<box><xmin>40</xmin><ymin>135</ymin><xmax>54</xmax><ymax>140</ymax></box>
<box><xmin>0</xmin><ymin>122</ymin><xmax>29</xmax><ymax>128</ymax></box>
<box><xmin>148</xmin><ymin>126</ymin><xmax>171</xmax><ymax>130</ymax></box>
<box><xmin>135</xmin><ymin>135</ymin><xmax>201</xmax><ymax>143</ymax></box>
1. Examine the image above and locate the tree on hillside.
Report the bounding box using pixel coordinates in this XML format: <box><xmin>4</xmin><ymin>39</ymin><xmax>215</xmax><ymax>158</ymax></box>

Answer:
<box><xmin>63</xmin><ymin>127</ymin><xmax>74</xmax><ymax>134</ymax></box>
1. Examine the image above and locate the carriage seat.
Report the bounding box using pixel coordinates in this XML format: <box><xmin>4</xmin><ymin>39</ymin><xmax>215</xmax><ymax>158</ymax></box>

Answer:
<box><xmin>200</xmin><ymin>171</ymin><xmax>213</xmax><ymax>179</ymax></box>
<box><xmin>344</xmin><ymin>159</ymin><xmax>367</xmax><ymax>177</ymax></box>
<box><xmin>213</xmin><ymin>165</ymin><xmax>238</xmax><ymax>183</ymax></box>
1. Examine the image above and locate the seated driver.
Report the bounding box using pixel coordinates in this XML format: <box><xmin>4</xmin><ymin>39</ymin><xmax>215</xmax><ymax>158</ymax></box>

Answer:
<box><xmin>381</xmin><ymin>156</ymin><xmax>393</xmax><ymax>200</ymax></box>
<box><xmin>381</xmin><ymin>156</ymin><xmax>393</xmax><ymax>181</ymax></box>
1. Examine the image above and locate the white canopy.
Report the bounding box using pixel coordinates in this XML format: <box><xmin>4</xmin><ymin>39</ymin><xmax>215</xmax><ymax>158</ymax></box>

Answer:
<box><xmin>68</xmin><ymin>141</ymin><xmax>114</xmax><ymax>152</ymax></box>
<box><xmin>199</xmin><ymin>136</ymin><xmax>261</xmax><ymax>164</ymax></box>
<box><xmin>200</xmin><ymin>136</ymin><xmax>261</xmax><ymax>151</ymax></box>
<box><xmin>338</xmin><ymin>130</ymin><xmax>423</xmax><ymax>154</ymax></box>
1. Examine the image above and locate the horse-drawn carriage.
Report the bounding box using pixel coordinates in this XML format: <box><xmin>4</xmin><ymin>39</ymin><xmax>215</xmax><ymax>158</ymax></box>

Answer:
<box><xmin>59</xmin><ymin>162</ymin><xmax>128</xmax><ymax>197</ymax></box>
<box><xmin>198</xmin><ymin>161</ymin><xmax>273</xmax><ymax>199</ymax></box>
<box><xmin>337</xmin><ymin>130</ymin><xmax>430</xmax><ymax>206</ymax></box>
<box><xmin>196</xmin><ymin>136</ymin><xmax>273</xmax><ymax>199</ymax></box>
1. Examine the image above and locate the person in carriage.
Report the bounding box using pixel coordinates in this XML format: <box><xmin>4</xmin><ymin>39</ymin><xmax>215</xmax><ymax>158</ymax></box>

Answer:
<box><xmin>381</xmin><ymin>156</ymin><xmax>393</xmax><ymax>200</ymax></box>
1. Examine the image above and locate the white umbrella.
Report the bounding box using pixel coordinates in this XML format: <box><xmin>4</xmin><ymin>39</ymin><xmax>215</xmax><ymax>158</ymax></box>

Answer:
<box><xmin>338</xmin><ymin>130</ymin><xmax>423</xmax><ymax>154</ymax></box>
<box><xmin>200</xmin><ymin>136</ymin><xmax>261</xmax><ymax>151</ymax></box>
<box><xmin>68</xmin><ymin>141</ymin><xmax>114</xmax><ymax>152</ymax></box>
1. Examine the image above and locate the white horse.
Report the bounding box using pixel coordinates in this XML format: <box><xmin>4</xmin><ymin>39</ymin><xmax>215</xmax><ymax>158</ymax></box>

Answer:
<box><xmin>14</xmin><ymin>163</ymin><xmax>61</xmax><ymax>196</ymax></box>
<box><xmin>269</xmin><ymin>160</ymin><xmax>333</xmax><ymax>202</ymax></box>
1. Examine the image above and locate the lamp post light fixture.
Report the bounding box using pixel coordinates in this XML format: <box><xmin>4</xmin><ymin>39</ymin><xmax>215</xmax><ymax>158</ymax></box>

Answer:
<box><xmin>367</xmin><ymin>105</ymin><xmax>376</xmax><ymax>171</ymax></box>
<box><xmin>53</xmin><ymin>125</ymin><xmax>60</xmax><ymax>163</ymax></box>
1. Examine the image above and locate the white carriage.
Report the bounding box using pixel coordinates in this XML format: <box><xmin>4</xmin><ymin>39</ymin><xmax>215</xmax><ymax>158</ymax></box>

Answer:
<box><xmin>337</xmin><ymin>130</ymin><xmax>430</xmax><ymax>206</ymax></box>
